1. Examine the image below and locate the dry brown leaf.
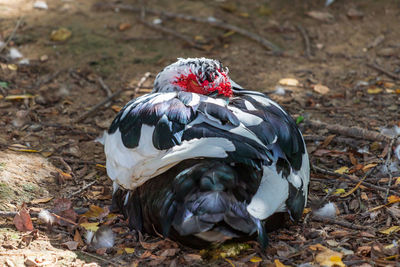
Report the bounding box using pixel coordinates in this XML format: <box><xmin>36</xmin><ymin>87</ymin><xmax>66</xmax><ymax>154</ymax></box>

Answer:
<box><xmin>30</xmin><ymin>197</ymin><xmax>53</xmax><ymax>204</ymax></box>
<box><xmin>63</xmin><ymin>240</ymin><xmax>79</xmax><ymax>250</ymax></box>
<box><xmin>13</xmin><ymin>205</ymin><xmax>34</xmax><ymax>232</ymax></box>
<box><xmin>159</xmin><ymin>248</ymin><xmax>179</xmax><ymax>257</ymax></box>
<box><xmin>74</xmin><ymin>230</ymin><xmax>85</xmax><ymax>247</ymax></box>
<box><xmin>82</xmin><ymin>205</ymin><xmax>108</xmax><ymax>219</ymax></box>
<box><xmin>307</xmin><ymin>11</ymin><xmax>334</xmax><ymax>22</ymax></box>
<box><xmin>334</xmin><ymin>166</ymin><xmax>349</xmax><ymax>174</ymax></box>
<box><xmin>321</xmin><ymin>135</ymin><xmax>336</xmax><ymax>148</ymax></box>
<box><xmin>313</xmin><ymin>84</ymin><xmax>330</xmax><ymax>95</ymax></box>
<box><xmin>183</xmin><ymin>254</ymin><xmax>202</xmax><ymax>262</ymax></box>
<box><xmin>119</xmin><ymin>22</ymin><xmax>132</xmax><ymax>31</ymax></box>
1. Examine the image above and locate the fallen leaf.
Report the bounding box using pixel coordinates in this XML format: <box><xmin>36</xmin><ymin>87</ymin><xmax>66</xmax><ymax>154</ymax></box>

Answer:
<box><xmin>367</xmin><ymin>87</ymin><xmax>383</xmax><ymax>94</ymax></box>
<box><xmin>307</xmin><ymin>11</ymin><xmax>334</xmax><ymax>22</ymax></box>
<box><xmin>315</xmin><ymin>247</ymin><xmax>345</xmax><ymax>267</ymax></box>
<box><xmin>334</xmin><ymin>166</ymin><xmax>349</xmax><ymax>174</ymax></box>
<box><xmin>183</xmin><ymin>254</ymin><xmax>202</xmax><ymax>262</ymax></box>
<box><xmin>82</xmin><ymin>205</ymin><xmax>107</xmax><ymax>219</ymax></box>
<box><xmin>74</xmin><ymin>230</ymin><xmax>85</xmax><ymax>247</ymax></box>
<box><xmin>96</xmin><ymin>247</ymin><xmax>107</xmax><ymax>255</ymax></box>
<box><xmin>31</xmin><ymin>197</ymin><xmax>53</xmax><ymax>204</ymax></box>
<box><xmin>13</xmin><ymin>205</ymin><xmax>34</xmax><ymax>232</ymax></box>
<box><xmin>51</xmin><ymin>27</ymin><xmax>72</xmax><ymax>41</ymax></box>
<box><xmin>111</xmin><ymin>105</ymin><xmax>122</xmax><ymax>112</ymax></box>
<box><xmin>395</xmin><ymin>177</ymin><xmax>400</xmax><ymax>185</ymax></box>
<box><xmin>362</xmin><ymin>163</ymin><xmax>377</xmax><ymax>172</ymax></box>
<box><xmin>250</xmin><ymin>256</ymin><xmax>262</xmax><ymax>263</ymax></box>
<box><xmin>80</xmin><ymin>222</ymin><xmax>99</xmax><ymax>231</ymax></box>
<box><xmin>379</xmin><ymin>225</ymin><xmax>400</xmax><ymax>235</ymax></box>
<box><xmin>63</xmin><ymin>240</ymin><xmax>79</xmax><ymax>250</ymax></box>
<box><xmin>296</xmin><ymin>115</ymin><xmax>304</xmax><ymax>124</ymax></box>
<box><xmin>387</xmin><ymin>195</ymin><xmax>400</xmax><ymax>204</ymax></box>
<box><xmin>7</xmin><ymin>64</ymin><xmax>18</xmax><ymax>70</ymax></box>
<box><xmin>313</xmin><ymin>84</ymin><xmax>330</xmax><ymax>95</ymax></box>
<box><xmin>5</xmin><ymin>94</ymin><xmax>35</xmax><ymax>100</ymax></box>
<box><xmin>334</xmin><ymin>188</ymin><xmax>346</xmax><ymax>195</ymax></box>
<box><xmin>119</xmin><ymin>22</ymin><xmax>132</xmax><ymax>31</ymax></box>
<box><xmin>279</xmin><ymin>78</ymin><xmax>299</xmax><ymax>87</ymax></box>
<box><xmin>124</xmin><ymin>247</ymin><xmax>135</xmax><ymax>254</ymax></box>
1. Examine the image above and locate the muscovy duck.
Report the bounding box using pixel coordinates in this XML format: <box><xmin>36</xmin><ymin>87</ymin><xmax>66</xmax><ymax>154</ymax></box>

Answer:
<box><xmin>103</xmin><ymin>58</ymin><xmax>309</xmax><ymax>248</ymax></box>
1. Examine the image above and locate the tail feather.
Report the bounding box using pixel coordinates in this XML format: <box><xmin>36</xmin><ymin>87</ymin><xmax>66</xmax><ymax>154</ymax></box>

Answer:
<box><xmin>112</xmin><ymin>159</ymin><xmax>269</xmax><ymax>247</ymax></box>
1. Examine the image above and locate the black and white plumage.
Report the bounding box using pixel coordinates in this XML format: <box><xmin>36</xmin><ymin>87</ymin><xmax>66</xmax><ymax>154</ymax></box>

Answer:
<box><xmin>103</xmin><ymin>58</ymin><xmax>309</xmax><ymax>247</ymax></box>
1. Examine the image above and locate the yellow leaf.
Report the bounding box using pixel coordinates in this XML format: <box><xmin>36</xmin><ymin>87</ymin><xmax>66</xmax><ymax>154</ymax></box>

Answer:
<box><xmin>388</xmin><ymin>195</ymin><xmax>400</xmax><ymax>204</ymax></box>
<box><xmin>124</xmin><ymin>248</ymin><xmax>135</xmax><ymax>254</ymax></box>
<box><xmin>224</xmin><ymin>258</ymin><xmax>235</xmax><ymax>267</ymax></box>
<box><xmin>334</xmin><ymin>166</ymin><xmax>349</xmax><ymax>174</ymax></box>
<box><xmin>96</xmin><ymin>164</ymin><xmax>106</xmax><ymax>169</ymax></box>
<box><xmin>222</xmin><ymin>31</ymin><xmax>236</xmax><ymax>38</ymax></box>
<box><xmin>334</xmin><ymin>188</ymin><xmax>346</xmax><ymax>195</ymax></box>
<box><xmin>395</xmin><ymin>177</ymin><xmax>400</xmax><ymax>185</ymax></box>
<box><xmin>82</xmin><ymin>205</ymin><xmax>105</xmax><ymax>219</ymax></box>
<box><xmin>51</xmin><ymin>27</ymin><xmax>72</xmax><ymax>42</ymax></box>
<box><xmin>5</xmin><ymin>94</ymin><xmax>35</xmax><ymax>100</ymax></box>
<box><xmin>315</xmin><ymin>247</ymin><xmax>345</xmax><ymax>267</ymax></box>
<box><xmin>250</xmin><ymin>256</ymin><xmax>262</xmax><ymax>263</ymax></box>
<box><xmin>303</xmin><ymin>208</ymin><xmax>312</xmax><ymax>214</ymax></box>
<box><xmin>379</xmin><ymin>226</ymin><xmax>400</xmax><ymax>235</ymax></box>
<box><xmin>7</xmin><ymin>64</ymin><xmax>18</xmax><ymax>70</ymax></box>
<box><xmin>80</xmin><ymin>222</ymin><xmax>99</xmax><ymax>231</ymax></box>
<box><xmin>279</xmin><ymin>78</ymin><xmax>299</xmax><ymax>87</ymax></box>
<box><xmin>274</xmin><ymin>259</ymin><xmax>287</xmax><ymax>267</ymax></box>
<box><xmin>367</xmin><ymin>88</ymin><xmax>383</xmax><ymax>94</ymax></box>
<box><xmin>116</xmin><ymin>248</ymin><xmax>124</xmax><ymax>255</ymax></box>
<box><xmin>8</xmin><ymin>147</ymin><xmax>39</xmax><ymax>153</ymax></box>
<box><xmin>31</xmin><ymin>197</ymin><xmax>53</xmax><ymax>204</ymax></box>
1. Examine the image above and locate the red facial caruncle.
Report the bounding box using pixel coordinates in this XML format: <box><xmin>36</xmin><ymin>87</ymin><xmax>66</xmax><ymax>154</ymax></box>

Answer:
<box><xmin>173</xmin><ymin>69</ymin><xmax>233</xmax><ymax>97</ymax></box>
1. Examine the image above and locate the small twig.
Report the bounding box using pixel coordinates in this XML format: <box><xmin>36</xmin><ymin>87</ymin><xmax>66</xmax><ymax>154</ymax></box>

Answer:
<box><xmin>97</xmin><ymin>77</ymin><xmax>113</xmax><ymax>97</ymax></box>
<box><xmin>52</xmin><ymin>156</ymin><xmax>74</xmax><ymax>176</ymax></box>
<box><xmin>296</xmin><ymin>24</ymin><xmax>311</xmax><ymax>59</ymax></box>
<box><xmin>312</xmin><ymin>216</ymin><xmax>370</xmax><ymax>231</ymax></box>
<box><xmin>366</xmin><ymin>63</ymin><xmax>400</xmax><ymax>80</ymax></box>
<box><xmin>49</xmin><ymin>212</ymin><xmax>78</xmax><ymax>226</ymax></box>
<box><xmin>313</xmin><ymin>165</ymin><xmax>400</xmax><ymax>196</ymax></box>
<box><xmin>93</xmin><ymin>3</ymin><xmax>282</xmax><ymax>53</ymax></box>
<box><xmin>79</xmin><ymin>251</ymin><xmax>119</xmax><ymax>266</ymax></box>
<box><xmin>69</xmin><ymin>180</ymin><xmax>97</xmax><ymax>198</ymax></box>
<box><xmin>74</xmin><ymin>72</ymin><xmax>151</xmax><ymax>123</ymax></box>
<box><xmin>138</xmin><ymin>18</ymin><xmax>204</xmax><ymax>50</ymax></box>
<box><xmin>308</xmin><ymin>120</ymin><xmax>394</xmax><ymax>144</ymax></box>
<box><xmin>0</xmin><ymin>17</ymin><xmax>23</xmax><ymax>53</ymax></box>
<box><xmin>97</xmin><ymin>77</ymin><xmax>112</xmax><ymax>107</ymax></box>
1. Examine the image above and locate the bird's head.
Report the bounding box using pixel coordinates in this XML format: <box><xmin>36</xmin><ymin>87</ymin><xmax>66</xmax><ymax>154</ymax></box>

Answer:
<box><xmin>153</xmin><ymin>58</ymin><xmax>233</xmax><ymax>97</ymax></box>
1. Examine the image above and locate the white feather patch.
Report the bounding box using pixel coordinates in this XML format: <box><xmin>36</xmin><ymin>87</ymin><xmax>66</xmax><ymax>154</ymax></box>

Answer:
<box><xmin>313</xmin><ymin>202</ymin><xmax>337</xmax><ymax>219</ymax></box>
<box><xmin>86</xmin><ymin>226</ymin><xmax>115</xmax><ymax>249</ymax></box>
<box><xmin>105</xmin><ymin>125</ymin><xmax>236</xmax><ymax>190</ymax></box>
<box><xmin>38</xmin><ymin>209</ymin><xmax>55</xmax><ymax>225</ymax></box>
<box><xmin>247</xmin><ymin>165</ymin><xmax>289</xmax><ymax>220</ymax></box>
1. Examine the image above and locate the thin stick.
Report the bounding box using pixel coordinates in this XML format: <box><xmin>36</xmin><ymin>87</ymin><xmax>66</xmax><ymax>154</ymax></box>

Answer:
<box><xmin>308</xmin><ymin>120</ymin><xmax>393</xmax><ymax>143</ymax></box>
<box><xmin>0</xmin><ymin>17</ymin><xmax>23</xmax><ymax>53</ymax></box>
<box><xmin>93</xmin><ymin>3</ymin><xmax>282</xmax><ymax>53</ymax></box>
<box><xmin>312</xmin><ymin>217</ymin><xmax>370</xmax><ymax>231</ymax></box>
<box><xmin>74</xmin><ymin>72</ymin><xmax>151</xmax><ymax>123</ymax></box>
<box><xmin>313</xmin><ymin>165</ymin><xmax>400</xmax><ymax>196</ymax></box>
<box><xmin>138</xmin><ymin>18</ymin><xmax>204</xmax><ymax>50</ymax></box>
<box><xmin>97</xmin><ymin>77</ymin><xmax>113</xmax><ymax>97</ymax></box>
<box><xmin>366</xmin><ymin>63</ymin><xmax>400</xmax><ymax>80</ymax></box>
<box><xmin>68</xmin><ymin>180</ymin><xmax>97</xmax><ymax>197</ymax></box>
<box><xmin>79</xmin><ymin>251</ymin><xmax>119</xmax><ymax>266</ymax></box>
<box><xmin>296</xmin><ymin>25</ymin><xmax>311</xmax><ymax>59</ymax></box>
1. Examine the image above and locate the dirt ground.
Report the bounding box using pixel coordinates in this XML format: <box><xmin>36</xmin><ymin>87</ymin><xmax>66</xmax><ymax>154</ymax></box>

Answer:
<box><xmin>0</xmin><ymin>0</ymin><xmax>400</xmax><ymax>266</ymax></box>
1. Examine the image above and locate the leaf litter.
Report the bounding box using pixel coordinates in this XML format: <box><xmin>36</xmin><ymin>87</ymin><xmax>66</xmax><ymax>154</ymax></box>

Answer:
<box><xmin>1</xmin><ymin>0</ymin><xmax>400</xmax><ymax>266</ymax></box>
